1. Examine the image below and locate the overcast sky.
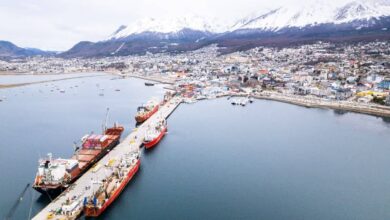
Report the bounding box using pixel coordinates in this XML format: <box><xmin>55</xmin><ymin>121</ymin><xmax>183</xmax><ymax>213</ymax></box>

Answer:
<box><xmin>0</xmin><ymin>0</ymin><xmax>351</xmax><ymax>51</ymax></box>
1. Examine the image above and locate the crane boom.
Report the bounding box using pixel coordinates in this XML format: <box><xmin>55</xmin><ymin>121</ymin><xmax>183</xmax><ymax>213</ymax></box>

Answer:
<box><xmin>4</xmin><ymin>183</ymin><xmax>30</xmax><ymax>220</ymax></box>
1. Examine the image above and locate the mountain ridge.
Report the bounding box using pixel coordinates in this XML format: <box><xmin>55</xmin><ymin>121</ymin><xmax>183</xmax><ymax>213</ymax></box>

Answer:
<box><xmin>0</xmin><ymin>40</ymin><xmax>53</xmax><ymax>59</ymax></box>
<box><xmin>62</xmin><ymin>0</ymin><xmax>390</xmax><ymax>58</ymax></box>
<box><xmin>108</xmin><ymin>0</ymin><xmax>390</xmax><ymax>38</ymax></box>
<box><xmin>4</xmin><ymin>0</ymin><xmax>390</xmax><ymax>58</ymax></box>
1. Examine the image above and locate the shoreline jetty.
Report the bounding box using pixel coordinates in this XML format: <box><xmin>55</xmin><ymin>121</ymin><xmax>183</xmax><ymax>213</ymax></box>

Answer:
<box><xmin>123</xmin><ymin>73</ymin><xmax>175</xmax><ymax>85</ymax></box>
<box><xmin>255</xmin><ymin>91</ymin><xmax>390</xmax><ymax>118</ymax></box>
<box><xmin>229</xmin><ymin>91</ymin><xmax>390</xmax><ymax>118</ymax></box>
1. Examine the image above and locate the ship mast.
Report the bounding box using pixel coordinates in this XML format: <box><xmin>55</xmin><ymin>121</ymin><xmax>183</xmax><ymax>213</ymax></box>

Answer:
<box><xmin>102</xmin><ymin>108</ymin><xmax>110</xmax><ymax>133</ymax></box>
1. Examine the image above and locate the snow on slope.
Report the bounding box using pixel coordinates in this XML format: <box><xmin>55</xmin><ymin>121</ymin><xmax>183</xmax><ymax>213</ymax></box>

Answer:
<box><xmin>335</xmin><ymin>0</ymin><xmax>390</xmax><ymax>22</ymax></box>
<box><xmin>109</xmin><ymin>15</ymin><xmax>226</xmax><ymax>39</ymax></box>
<box><xmin>108</xmin><ymin>0</ymin><xmax>390</xmax><ymax>40</ymax></box>
<box><xmin>233</xmin><ymin>1</ymin><xmax>337</xmax><ymax>31</ymax></box>
<box><xmin>233</xmin><ymin>0</ymin><xmax>390</xmax><ymax>31</ymax></box>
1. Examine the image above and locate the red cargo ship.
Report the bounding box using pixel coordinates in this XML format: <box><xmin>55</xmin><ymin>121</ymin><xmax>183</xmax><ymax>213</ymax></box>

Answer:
<box><xmin>143</xmin><ymin>119</ymin><xmax>167</xmax><ymax>149</ymax></box>
<box><xmin>135</xmin><ymin>99</ymin><xmax>159</xmax><ymax>123</ymax></box>
<box><xmin>83</xmin><ymin>152</ymin><xmax>140</xmax><ymax>217</ymax></box>
<box><xmin>32</xmin><ymin>124</ymin><xmax>124</xmax><ymax>196</ymax></box>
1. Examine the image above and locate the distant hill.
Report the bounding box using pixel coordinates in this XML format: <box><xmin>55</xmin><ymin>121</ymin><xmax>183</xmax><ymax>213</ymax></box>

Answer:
<box><xmin>0</xmin><ymin>40</ymin><xmax>53</xmax><ymax>59</ymax></box>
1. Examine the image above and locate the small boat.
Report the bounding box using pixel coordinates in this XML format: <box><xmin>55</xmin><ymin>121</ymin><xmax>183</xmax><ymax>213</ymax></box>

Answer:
<box><xmin>143</xmin><ymin>119</ymin><xmax>167</xmax><ymax>149</ymax></box>
<box><xmin>145</xmin><ymin>82</ymin><xmax>155</xmax><ymax>86</ymax></box>
<box><xmin>231</xmin><ymin>98</ymin><xmax>239</xmax><ymax>105</ymax></box>
<box><xmin>240</xmin><ymin>98</ymin><xmax>248</xmax><ymax>106</ymax></box>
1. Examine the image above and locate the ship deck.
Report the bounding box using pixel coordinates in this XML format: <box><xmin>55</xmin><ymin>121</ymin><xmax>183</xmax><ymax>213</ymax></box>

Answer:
<box><xmin>32</xmin><ymin>97</ymin><xmax>182</xmax><ymax>220</ymax></box>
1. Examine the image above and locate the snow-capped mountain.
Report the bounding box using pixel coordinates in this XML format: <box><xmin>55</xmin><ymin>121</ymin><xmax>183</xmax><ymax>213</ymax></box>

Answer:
<box><xmin>109</xmin><ymin>15</ymin><xmax>226</xmax><ymax>40</ymax></box>
<box><xmin>232</xmin><ymin>0</ymin><xmax>390</xmax><ymax>31</ymax></box>
<box><xmin>62</xmin><ymin>0</ymin><xmax>390</xmax><ymax>58</ymax></box>
<box><xmin>107</xmin><ymin>0</ymin><xmax>389</xmax><ymax>39</ymax></box>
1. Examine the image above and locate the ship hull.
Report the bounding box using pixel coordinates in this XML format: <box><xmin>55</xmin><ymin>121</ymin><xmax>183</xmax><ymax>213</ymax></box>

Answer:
<box><xmin>33</xmin><ymin>129</ymin><xmax>123</xmax><ymax>196</ymax></box>
<box><xmin>84</xmin><ymin>160</ymin><xmax>141</xmax><ymax>217</ymax></box>
<box><xmin>144</xmin><ymin>127</ymin><xmax>167</xmax><ymax>149</ymax></box>
<box><xmin>135</xmin><ymin>105</ymin><xmax>159</xmax><ymax>123</ymax></box>
<box><xmin>32</xmin><ymin>185</ymin><xmax>65</xmax><ymax>196</ymax></box>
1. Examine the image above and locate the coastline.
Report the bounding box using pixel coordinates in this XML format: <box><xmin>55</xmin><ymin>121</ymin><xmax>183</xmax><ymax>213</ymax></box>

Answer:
<box><xmin>248</xmin><ymin>92</ymin><xmax>390</xmax><ymax>118</ymax></box>
<box><xmin>0</xmin><ymin>71</ymin><xmax>174</xmax><ymax>90</ymax></box>
<box><xmin>216</xmin><ymin>91</ymin><xmax>390</xmax><ymax>118</ymax></box>
<box><xmin>0</xmin><ymin>71</ymin><xmax>97</xmax><ymax>76</ymax></box>
<box><xmin>0</xmin><ymin>73</ymin><xmax>103</xmax><ymax>89</ymax></box>
<box><xmin>131</xmin><ymin>74</ymin><xmax>390</xmax><ymax>119</ymax></box>
<box><xmin>1</xmin><ymin>71</ymin><xmax>389</xmax><ymax>118</ymax></box>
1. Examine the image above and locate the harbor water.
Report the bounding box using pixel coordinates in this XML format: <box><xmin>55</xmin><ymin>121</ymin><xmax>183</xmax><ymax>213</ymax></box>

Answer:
<box><xmin>1</xmin><ymin>73</ymin><xmax>390</xmax><ymax>220</ymax></box>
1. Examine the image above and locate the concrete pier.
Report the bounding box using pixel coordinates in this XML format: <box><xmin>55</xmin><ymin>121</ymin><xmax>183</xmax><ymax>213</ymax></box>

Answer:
<box><xmin>32</xmin><ymin>97</ymin><xmax>182</xmax><ymax>220</ymax></box>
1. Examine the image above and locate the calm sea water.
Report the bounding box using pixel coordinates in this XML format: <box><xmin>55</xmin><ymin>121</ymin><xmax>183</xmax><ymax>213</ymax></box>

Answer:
<box><xmin>1</xmin><ymin>73</ymin><xmax>390</xmax><ymax>220</ymax></box>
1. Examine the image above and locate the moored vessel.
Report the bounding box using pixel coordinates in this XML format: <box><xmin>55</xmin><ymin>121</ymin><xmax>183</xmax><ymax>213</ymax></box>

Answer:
<box><xmin>33</xmin><ymin>122</ymin><xmax>124</xmax><ymax>196</ymax></box>
<box><xmin>135</xmin><ymin>98</ymin><xmax>159</xmax><ymax>123</ymax></box>
<box><xmin>83</xmin><ymin>151</ymin><xmax>140</xmax><ymax>217</ymax></box>
<box><xmin>143</xmin><ymin>118</ymin><xmax>167</xmax><ymax>149</ymax></box>
<box><xmin>240</xmin><ymin>98</ymin><xmax>248</xmax><ymax>106</ymax></box>
<box><xmin>144</xmin><ymin>82</ymin><xmax>155</xmax><ymax>86</ymax></box>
